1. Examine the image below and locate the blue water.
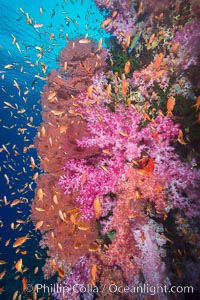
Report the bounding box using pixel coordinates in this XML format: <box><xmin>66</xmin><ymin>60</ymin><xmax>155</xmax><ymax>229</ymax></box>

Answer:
<box><xmin>0</xmin><ymin>0</ymin><xmax>110</xmax><ymax>298</ymax></box>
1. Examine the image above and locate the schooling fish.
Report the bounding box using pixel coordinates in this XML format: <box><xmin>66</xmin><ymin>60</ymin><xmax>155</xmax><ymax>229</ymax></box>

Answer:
<box><xmin>128</xmin><ymin>31</ymin><xmax>142</xmax><ymax>54</ymax></box>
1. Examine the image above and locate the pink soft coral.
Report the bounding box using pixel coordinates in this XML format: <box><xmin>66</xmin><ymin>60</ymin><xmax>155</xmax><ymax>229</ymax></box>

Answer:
<box><xmin>59</xmin><ymin>84</ymin><xmax>200</xmax><ymax>219</ymax></box>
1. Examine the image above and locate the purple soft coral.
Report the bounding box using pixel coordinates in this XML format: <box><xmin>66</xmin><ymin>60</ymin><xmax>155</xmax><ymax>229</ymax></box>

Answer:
<box><xmin>173</xmin><ymin>21</ymin><xmax>200</xmax><ymax>70</ymax></box>
<box><xmin>60</xmin><ymin>85</ymin><xmax>200</xmax><ymax>220</ymax></box>
<box><xmin>95</xmin><ymin>0</ymin><xmax>137</xmax><ymax>43</ymax></box>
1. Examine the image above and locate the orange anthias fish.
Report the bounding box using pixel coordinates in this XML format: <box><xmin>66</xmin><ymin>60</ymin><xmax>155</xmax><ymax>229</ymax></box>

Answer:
<box><xmin>93</xmin><ymin>196</ymin><xmax>102</xmax><ymax>218</ymax></box>
<box><xmin>148</xmin><ymin>33</ymin><xmax>155</xmax><ymax>45</ymax></box>
<box><xmin>22</xmin><ymin>276</ymin><xmax>28</xmax><ymax>293</ymax></box>
<box><xmin>193</xmin><ymin>95</ymin><xmax>200</xmax><ymax>111</ymax></box>
<box><xmin>87</xmin><ymin>85</ymin><xmax>93</xmax><ymax>98</ymax></box>
<box><xmin>13</xmin><ymin>234</ymin><xmax>30</xmax><ymax>248</ymax></box>
<box><xmin>170</xmin><ymin>42</ymin><xmax>179</xmax><ymax>53</ymax></box>
<box><xmin>121</xmin><ymin>74</ymin><xmax>129</xmax><ymax>95</ymax></box>
<box><xmin>167</xmin><ymin>96</ymin><xmax>176</xmax><ymax>115</ymax></box>
<box><xmin>177</xmin><ymin>129</ymin><xmax>187</xmax><ymax>145</ymax></box>
<box><xmin>91</xmin><ymin>264</ymin><xmax>97</xmax><ymax>286</ymax></box>
<box><xmin>137</xmin><ymin>1</ymin><xmax>143</xmax><ymax>16</ymax></box>
<box><xmin>15</xmin><ymin>258</ymin><xmax>23</xmax><ymax>272</ymax></box>
<box><xmin>106</xmin><ymin>84</ymin><xmax>112</xmax><ymax>97</ymax></box>
<box><xmin>57</xmin><ymin>267</ymin><xmax>65</xmax><ymax>278</ymax></box>
<box><xmin>153</xmin><ymin>53</ymin><xmax>163</xmax><ymax>71</ymax></box>
<box><xmin>124</xmin><ymin>61</ymin><xmax>131</xmax><ymax>74</ymax></box>
<box><xmin>101</xmin><ymin>18</ymin><xmax>112</xmax><ymax>28</ymax></box>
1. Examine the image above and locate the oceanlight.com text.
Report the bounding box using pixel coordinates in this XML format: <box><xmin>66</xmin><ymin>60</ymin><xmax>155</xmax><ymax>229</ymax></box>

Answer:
<box><xmin>35</xmin><ymin>283</ymin><xmax>194</xmax><ymax>296</ymax></box>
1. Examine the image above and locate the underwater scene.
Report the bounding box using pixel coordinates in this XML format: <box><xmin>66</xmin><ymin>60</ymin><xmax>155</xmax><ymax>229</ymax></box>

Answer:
<box><xmin>0</xmin><ymin>0</ymin><xmax>200</xmax><ymax>299</ymax></box>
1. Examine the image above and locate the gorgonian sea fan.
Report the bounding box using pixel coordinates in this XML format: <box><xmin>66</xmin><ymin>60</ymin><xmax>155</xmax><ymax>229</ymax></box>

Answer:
<box><xmin>59</xmin><ymin>99</ymin><xmax>200</xmax><ymax>220</ymax></box>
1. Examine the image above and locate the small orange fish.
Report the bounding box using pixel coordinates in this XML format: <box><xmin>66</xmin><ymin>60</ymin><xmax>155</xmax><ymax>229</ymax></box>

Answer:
<box><xmin>177</xmin><ymin>129</ymin><xmax>187</xmax><ymax>145</ymax></box>
<box><xmin>178</xmin><ymin>79</ymin><xmax>183</xmax><ymax>87</ymax></box>
<box><xmin>148</xmin><ymin>33</ymin><xmax>155</xmax><ymax>45</ymax></box>
<box><xmin>79</xmin><ymin>39</ymin><xmax>91</xmax><ymax>44</ymax></box>
<box><xmin>33</xmin><ymin>172</ymin><xmax>39</xmax><ymax>181</ymax></box>
<box><xmin>155</xmin><ymin>185</ymin><xmax>163</xmax><ymax>192</ymax></box>
<box><xmin>5</xmin><ymin>239</ymin><xmax>11</xmax><ymax>246</ymax></box>
<box><xmin>34</xmin><ymin>24</ymin><xmax>44</xmax><ymax>29</ymax></box>
<box><xmin>12</xmin><ymin>290</ymin><xmax>18</xmax><ymax>300</ymax></box>
<box><xmin>170</xmin><ymin>42</ymin><xmax>179</xmax><ymax>53</ymax></box>
<box><xmin>97</xmin><ymin>38</ymin><xmax>102</xmax><ymax>52</ymax></box>
<box><xmin>4</xmin><ymin>64</ymin><xmax>14</xmax><ymax>69</ymax></box>
<box><xmin>106</xmin><ymin>84</ymin><xmax>111</xmax><ymax>97</ymax></box>
<box><xmin>0</xmin><ymin>260</ymin><xmax>7</xmax><ymax>265</ymax></box>
<box><xmin>0</xmin><ymin>270</ymin><xmax>6</xmax><ymax>280</ymax></box>
<box><xmin>119</xmin><ymin>131</ymin><xmax>129</xmax><ymax>137</ymax></box>
<box><xmin>30</xmin><ymin>156</ymin><xmax>36</xmax><ymax>169</ymax></box>
<box><xmin>102</xmin><ymin>149</ymin><xmax>111</xmax><ymax>155</ymax></box>
<box><xmin>177</xmin><ymin>249</ymin><xmax>182</xmax><ymax>256</ymax></box>
<box><xmin>137</xmin><ymin>1</ymin><xmax>143</xmax><ymax>16</ymax></box>
<box><xmin>141</xmin><ymin>231</ymin><xmax>146</xmax><ymax>244</ymax></box>
<box><xmin>57</xmin><ymin>267</ymin><xmax>65</xmax><ymax>278</ymax></box>
<box><xmin>74</xmin><ymin>242</ymin><xmax>83</xmax><ymax>249</ymax></box>
<box><xmin>193</xmin><ymin>95</ymin><xmax>200</xmax><ymax>111</ymax></box>
<box><xmin>13</xmin><ymin>234</ymin><xmax>30</xmax><ymax>248</ymax></box>
<box><xmin>121</xmin><ymin>33</ymin><xmax>131</xmax><ymax>51</ymax></box>
<box><xmin>124</xmin><ymin>61</ymin><xmax>131</xmax><ymax>74</ymax></box>
<box><xmin>78</xmin><ymin>224</ymin><xmax>90</xmax><ymax>231</ymax></box>
<box><xmin>128</xmin><ymin>213</ymin><xmax>139</xmax><ymax>219</ymax></box>
<box><xmin>15</xmin><ymin>258</ymin><xmax>23</xmax><ymax>273</ymax></box>
<box><xmin>58</xmin><ymin>242</ymin><xmax>63</xmax><ymax>250</ymax></box>
<box><xmin>49</xmin><ymin>33</ymin><xmax>55</xmax><ymax>39</ymax></box>
<box><xmin>36</xmin><ymin>188</ymin><xmax>43</xmax><ymax>201</ymax></box>
<box><xmin>152</xmin><ymin>69</ymin><xmax>165</xmax><ymax>79</ymax></box>
<box><xmin>100</xmin><ymin>165</ymin><xmax>110</xmax><ymax>173</ymax></box>
<box><xmin>22</xmin><ymin>277</ymin><xmax>28</xmax><ymax>293</ymax></box>
<box><xmin>89</xmin><ymin>243</ymin><xmax>100</xmax><ymax>252</ymax></box>
<box><xmin>59</xmin><ymin>125</ymin><xmax>68</xmax><ymax>134</ymax></box>
<box><xmin>91</xmin><ymin>264</ymin><xmax>97</xmax><ymax>286</ymax></box>
<box><xmin>35</xmin><ymin>220</ymin><xmax>44</xmax><ymax>231</ymax></box>
<box><xmin>121</xmin><ymin>74</ymin><xmax>129</xmax><ymax>95</ymax></box>
<box><xmin>87</xmin><ymin>85</ymin><xmax>93</xmax><ymax>98</ymax></box>
<box><xmin>70</xmin><ymin>214</ymin><xmax>78</xmax><ymax>225</ymax></box>
<box><xmin>166</xmin><ymin>237</ymin><xmax>174</xmax><ymax>244</ymax></box>
<box><xmin>174</xmin><ymin>265</ymin><xmax>183</xmax><ymax>279</ymax></box>
<box><xmin>112</xmin><ymin>10</ymin><xmax>118</xmax><ymax>18</ymax></box>
<box><xmin>101</xmin><ymin>18</ymin><xmax>112</xmax><ymax>28</ymax></box>
<box><xmin>35</xmin><ymin>207</ymin><xmax>46</xmax><ymax>212</ymax></box>
<box><xmin>10</xmin><ymin>199</ymin><xmax>22</xmax><ymax>207</ymax></box>
<box><xmin>167</xmin><ymin>96</ymin><xmax>175</xmax><ymax>115</ymax></box>
<box><xmin>93</xmin><ymin>196</ymin><xmax>102</xmax><ymax>218</ymax></box>
<box><xmin>153</xmin><ymin>53</ymin><xmax>163</xmax><ymax>71</ymax></box>
<box><xmin>0</xmin><ymin>287</ymin><xmax>4</xmax><ymax>295</ymax></box>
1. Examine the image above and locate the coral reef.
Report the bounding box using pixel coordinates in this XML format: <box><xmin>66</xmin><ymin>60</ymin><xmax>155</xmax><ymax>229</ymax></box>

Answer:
<box><xmin>31</xmin><ymin>1</ymin><xmax>200</xmax><ymax>299</ymax></box>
